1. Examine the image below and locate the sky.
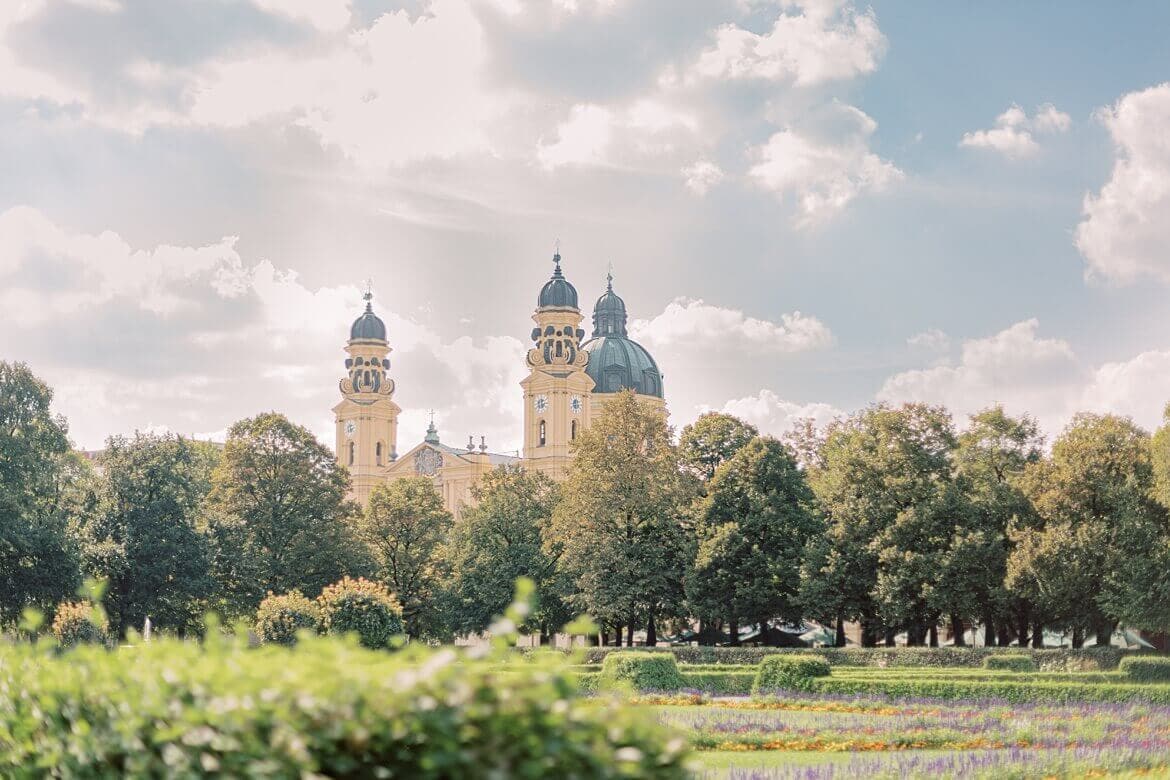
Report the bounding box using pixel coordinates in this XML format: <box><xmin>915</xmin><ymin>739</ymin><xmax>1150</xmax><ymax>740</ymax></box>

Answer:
<box><xmin>2</xmin><ymin>0</ymin><xmax>1170</xmax><ymax>454</ymax></box>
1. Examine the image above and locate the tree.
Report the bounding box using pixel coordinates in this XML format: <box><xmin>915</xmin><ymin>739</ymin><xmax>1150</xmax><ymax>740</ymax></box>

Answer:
<box><xmin>78</xmin><ymin>433</ymin><xmax>218</xmax><ymax>637</ymax></box>
<box><xmin>443</xmin><ymin>465</ymin><xmax>570</xmax><ymax>640</ymax></box>
<box><xmin>359</xmin><ymin>477</ymin><xmax>452</xmax><ymax>640</ymax></box>
<box><xmin>678</xmin><ymin>412</ymin><xmax>758</xmax><ymax>483</ymax></box>
<box><xmin>686</xmin><ymin>437</ymin><xmax>820</xmax><ymax>644</ymax></box>
<box><xmin>1010</xmin><ymin>413</ymin><xmax>1164</xmax><ymax>646</ymax></box>
<box><xmin>548</xmin><ymin>390</ymin><xmax>694</xmax><ymax>646</ymax></box>
<box><xmin>204</xmin><ymin>413</ymin><xmax>371</xmax><ymax>618</ymax></box>
<box><xmin>0</xmin><ymin>362</ymin><xmax>83</xmax><ymax>623</ymax></box>
<box><xmin>799</xmin><ymin>403</ymin><xmax>955</xmax><ymax>646</ymax></box>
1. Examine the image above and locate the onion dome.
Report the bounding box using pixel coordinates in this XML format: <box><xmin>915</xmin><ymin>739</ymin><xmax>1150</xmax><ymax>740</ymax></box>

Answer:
<box><xmin>537</xmin><ymin>252</ymin><xmax>579</xmax><ymax>310</ymax></box>
<box><xmin>350</xmin><ymin>291</ymin><xmax>387</xmax><ymax>341</ymax></box>
<box><xmin>581</xmin><ymin>273</ymin><xmax>664</xmax><ymax>398</ymax></box>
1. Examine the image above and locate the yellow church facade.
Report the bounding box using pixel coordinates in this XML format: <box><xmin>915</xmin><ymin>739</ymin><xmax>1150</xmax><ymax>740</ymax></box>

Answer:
<box><xmin>333</xmin><ymin>253</ymin><xmax>666</xmax><ymax>515</ymax></box>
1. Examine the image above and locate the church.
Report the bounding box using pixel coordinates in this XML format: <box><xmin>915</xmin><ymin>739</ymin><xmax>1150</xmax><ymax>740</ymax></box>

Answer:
<box><xmin>332</xmin><ymin>252</ymin><xmax>667</xmax><ymax>516</ymax></box>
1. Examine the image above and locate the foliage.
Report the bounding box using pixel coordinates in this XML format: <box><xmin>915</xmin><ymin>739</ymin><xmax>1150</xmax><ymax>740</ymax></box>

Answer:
<box><xmin>983</xmin><ymin>654</ymin><xmax>1038</xmax><ymax>672</ymax></box>
<box><xmin>577</xmin><ymin>668</ymin><xmax>754</xmax><ymax>695</ymax></box>
<box><xmin>0</xmin><ymin>636</ymin><xmax>690</xmax><ymax>778</ymax></box>
<box><xmin>1119</xmin><ymin>656</ymin><xmax>1170</xmax><ymax>682</ymax></box>
<box><xmin>50</xmin><ymin>600</ymin><xmax>108</xmax><ymax>648</ymax></box>
<box><xmin>254</xmin><ymin>590</ymin><xmax>320</xmax><ymax>645</ymax></box>
<box><xmin>687</xmin><ymin>437</ymin><xmax>821</xmax><ymax>638</ymax></box>
<box><xmin>752</xmin><ymin>655</ymin><xmax>831</xmax><ymax>694</ymax></box>
<box><xmin>204</xmin><ymin>412</ymin><xmax>372</xmax><ymax>618</ymax></box>
<box><xmin>549</xmin><ymin>390</ymin><xmax>695</xmax><ymax>644</ymax></box>
<box><xmin>358</xmin><ymin>477</ymin><xmax>452</xmax><ymax>640</ymax></box>
<box><xmin>598</xmin><ymin>651</ymin><xmax>685</xmax><ymax>692</ymax></box>
<box><xmin>316</xmin><ymin>576</ymin><xmax>403</xmax><ymax>649</ymax></box>
<box><xmin>678</xmin><ymin>412</ymin><xmax>759</xmax><ymax>482</ymax></box>
<box><xmin>78</xmin><ymin>433</ymin><xmax>218</xmax><ymax>637</ymax></box>
<box><xmin>811</xmin><ymin>675</ymin><xmax>1170</xmax><ymax>704</ymax></box>
<box><xmin>0</xmin><ymin>362</ymin><xmax>82</xmax><ymax>624</ymax></box>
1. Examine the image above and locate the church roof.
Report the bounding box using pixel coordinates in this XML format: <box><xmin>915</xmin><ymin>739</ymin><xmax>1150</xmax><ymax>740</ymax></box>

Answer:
<box><xmin>350</xmin><ymin>292</ymin><xmax>387</xmax><ymax>341</ymax></box>
<box><xmin>581</xmin><ymin>272</ymin><xmax>663</xmax><ymax>398</ymax></box>
<box><xmin>537</xmin><ymin>252</ymin><xmax>579</xmax><ymax>310</ymax></box>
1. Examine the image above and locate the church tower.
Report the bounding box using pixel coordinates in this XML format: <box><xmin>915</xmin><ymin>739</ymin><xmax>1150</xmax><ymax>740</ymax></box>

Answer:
<box><xmin>521</xmin><ymin>251</ymin><xmax>595</xmax><ymax>478</ymax></box>
<box><xmin>333</xmin><ymin>290</ymin><xmax>401</xmax><ymax>506</ymax></box>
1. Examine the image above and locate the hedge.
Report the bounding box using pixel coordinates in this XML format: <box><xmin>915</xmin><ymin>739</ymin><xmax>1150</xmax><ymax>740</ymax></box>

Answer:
<box><xmin>752</xmin><ymin>656</ymin><xmax>831</xmax><ymax>695</ymax></box>
<box><xmin>577</xmin><ymin>670</ymin><xmax>754</xmax><ymax>695</ymax></box>
<box><xmin>553</xmin><ymin>646</ymin><xmax>1139</xmax><ymax>671</ymax></box>
<box><xmin>254</xmin><ymin>590</ymin><xmax>320</xmax><ymax>645</ymax></box>
<box><xmin>0</xmin><ymin>636</ymin><xmax>690</xmax><ymax>778</ymax></box>
<box><xmin>1120</xmin><ymin>656</ymin><xmax>1170</xmax><ymax>683</ymax></box>
<box><xmin>50</xmin><ymin>601</ymin><xmax>108</xmax><ymax>648</ymax></box>
<box><xmin>983</xmin><ymin>655</ymin><xmax>1038</xmax><ymax>672</ymax></box>
<box><xmin>808</xmin><ymin>676</ymin><xmax>1170</xmax><ymax>704</ymax></box>
<box><xmin>316</xmin><ymin>577</ymin><xmax>403</xmax><ymax>649</ymax></box>
<box><xmin>599</xmin><ymin>652</ymin><xmax>685</xmax><ymax>692</ymax></box>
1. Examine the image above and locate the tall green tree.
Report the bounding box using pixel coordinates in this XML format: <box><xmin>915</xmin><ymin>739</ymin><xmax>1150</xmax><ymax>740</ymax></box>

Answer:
<box><xmin>79</xmin><ymin>433</ymin><xmax>218</xmax><ymax>637</ymax></box>
<box><xmin>0</xmin><ymin>362</ymin><xmax>83</xmax><ymax>623</ymax></box>
<box><xmin>686</xmin><ymin>437</ymin><xmax>820</xmax><ymax>644</ymax></box>
<box><xmin>204</xmin><ymin>413</ymin><xmax>370</xmax><ymax>618</ymax></box>
<box><xmin>443</xmin><ymin>465</ymin><xmax>570</xmax><ymax>640</ymax></box>
<box><xmin>359</xmin><ymin>477</ymin><xmax>452</xmax><ymax>640</ymax></box>
<box><xmin>1009</xmin><ymin>413</ymin><xmax>1164</xmax><ymax>646</ymax></box>
<box><xmin>549</xmin><ymin>390</ymin><xmax>694</xmax><ymax>646</ymax></box>
<box><xmin>799</xmin><ymin>403</ymin><xmax>955</xmax><ymax>646</ymax></box>
<box><xmin>678</xmin><ymin>412</ymin><xmax>759</xmax><ymax>482</ymax></box>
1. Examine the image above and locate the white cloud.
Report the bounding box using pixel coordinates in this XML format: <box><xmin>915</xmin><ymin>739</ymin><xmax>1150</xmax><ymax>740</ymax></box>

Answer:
<box><xmin>748</xmin><ymin>105</ymin><xmax>902</xmax><ymax>225</ymax></box>
<box><xmin>631</xmin><ymin>297</ymin><xmax>832</xmax><ymax>353</ymax></box>
<box><xmin>537</xmin><ymin>104</ymin><xmax>615</xmax><ymax>169</ymax></box>
<box><xmin>681</xmin><ymin>159</ymin><xmax>724</xmax><ymax>195</ymax></box>
<box><xmin>537</xmin><ymin>100</ymin><xmax>698</xmax><ymax>170</ymax></box>
<box><xmin>907</xmin><ymin>328</ymin><xmax>949</xmax><ymax>351</ymax></box>
<box><xmin>1075</xmin><ymin>83</ymin><xmax>1170</xmax><ymax>284</ymax></box>
<box><xmin>683</xmin><ymin>0</ymin><xmax>886</xmax><ymax>87</ymax></box>
<box><xmin>712</xmin><ymin>389</ymin><xmax>842</xmax><ymax>437</ymax></box>
<box><xmin>959</xmin><ymin>102</ymin><xmax>1071</xmax><ymax>158</ymax></box>
<box><xmin>250</xmin><ymin>0</ymin><xmax>352</xmax><ymax>31</ymax></box>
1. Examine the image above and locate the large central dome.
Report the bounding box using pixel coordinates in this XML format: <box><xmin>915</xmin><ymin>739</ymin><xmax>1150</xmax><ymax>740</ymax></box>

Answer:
<box><xmin>581</xmin><ymin>274</ymin><xmax>663</xmax><ymax>398</ymax></box>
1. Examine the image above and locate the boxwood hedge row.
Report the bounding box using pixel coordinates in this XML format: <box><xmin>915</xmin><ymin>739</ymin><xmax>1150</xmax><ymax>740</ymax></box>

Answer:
<box><xmin>807</xmin><ymin>676</ymin><xmax>1170</xmax><ymax>704</ymax></box>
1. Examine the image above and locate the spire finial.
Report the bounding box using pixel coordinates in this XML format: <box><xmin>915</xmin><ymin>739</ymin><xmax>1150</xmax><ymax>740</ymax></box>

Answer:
<box><xmin>606</xmin><ymin>261</ymin><xmax>613</xmax><ymax>291</ymax></box>
<box><xmin>424</xmin><ymin>410</ymin><xmax>440</xmax><ymax>444</ymax></box>
<box><xmin>362</xmin><ymin>278</ymin><xmax>374</xmax><ymax>312</ymax></box>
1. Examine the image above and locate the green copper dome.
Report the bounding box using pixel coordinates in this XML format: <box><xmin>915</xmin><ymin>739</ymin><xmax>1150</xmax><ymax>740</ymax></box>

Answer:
<box><xmin>350</xmin><ymin>292</ymin><xmax>387</xmax><ymax>341</ymax></box>
<box><xmin>582</xmin><ymin>274</ymin><xmax>663</xmax><ymax>398</ymax></box>
<box><xmin>537</xmin><ymin>253</ymin><xmax>579</xmax><ymax>310</ymax></box>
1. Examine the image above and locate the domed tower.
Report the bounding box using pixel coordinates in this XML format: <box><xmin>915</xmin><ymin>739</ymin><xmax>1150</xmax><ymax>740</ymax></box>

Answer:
<box><xmin>521</xmin><ymin>251</ymin><xmax>595</xmax><ymax>478</ymax></box>
<box><xmin>582</xmin><ymin>272</ymin><xmax>666</xmax><ymax>416</ymax></box>
<box><xmin>333</xmin><ymin>290</ymin><xmax>401</xmax><ymax>505</ymax></box>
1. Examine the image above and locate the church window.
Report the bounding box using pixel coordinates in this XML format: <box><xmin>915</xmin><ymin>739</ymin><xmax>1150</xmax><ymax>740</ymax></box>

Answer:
<box><xmin>556</xmin><ymin>341</ymin><xmax>563</xmax><ymax>357</ymax></box>
<box><xmin>376</xmin><ymin>441</ymin><xmax>383</xmax><ymax>465</ymax></box>
<box><xmin>539</xmin><ymin>420</ymin><xmax>546</xmax><ymax>446</ymax></box>
<box><xmin>571</xmin><ymin>420</ymin><xmax>577</xmax><ymax>440</ymax></box>
<box><xmin>348</xmin><ymin>441</ymin><xmax>355</xmax><ymax>465</ymax></box>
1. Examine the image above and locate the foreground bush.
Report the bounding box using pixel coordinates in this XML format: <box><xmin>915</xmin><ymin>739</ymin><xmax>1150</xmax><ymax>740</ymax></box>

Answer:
<box><xmin>752</xmin><ymin>655</ymin><xmax>831</xmax><ymax>694</ymax></box>
<box><xmin>1120</xmin><ymin>656</ymin><xmax>1170</xmax><ymax>682</ymax></box>
<box><xmin>255</xmin><ymin>590</ymin><xmax>320</xmax><ymax>645</ymax></box>
<box><xmin>984</xmin><ymin>655</ymin><xmax>1037</xmax><ymax>672</ymax></box>
<box><xmin>0</xmin><ymin>636</ymin><xmax>689</xmax><ymax>778</ymax></box>
<box><xmin>317</xmin><ymin>577</ymin><xmax>403</xmax><ymax>649</ymax></box>
<box><xmin>50</xmin><ymin>601</ymin><xmax>108</xmax><ymax>648</ymax></box>
<box><xmin>599</xmin><ymin>652</ymin><xmax>685</xmax><ymax>692</ymax></box>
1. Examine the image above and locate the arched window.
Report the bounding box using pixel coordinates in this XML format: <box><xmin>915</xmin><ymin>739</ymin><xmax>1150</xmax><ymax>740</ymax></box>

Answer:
<box><xmin>571</xmin><ymin>420</ymin><xmax>577</xmax><ymax>440</ymax></box>
<box><xmin>556</xmin><ymin>341</ymin><xmax>563</xmax><ymax>357</ymax></box>
<box><xmin>348</xmin><ymin>441</ymin><xmax>355</xmax><ymax>465</ymax></box>
<box><xmin>376</xmin><ymin>441</ymin><xmax>383</xmax><ymax>466</ymax></box>
<box><xmin>539</xmin><ymin>420</ymin><xmax>546</xmax><ymax>447</ymax></box>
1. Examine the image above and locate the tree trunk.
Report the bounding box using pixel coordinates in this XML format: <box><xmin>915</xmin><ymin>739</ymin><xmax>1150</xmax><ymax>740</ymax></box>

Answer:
<box><xmin>951</xmin><ymin>615</ymin><xmax>966</xmax><ymax>647</ymax></box>
<box><xmin>540</xmin><ymin>622</ymin><xmax>550</xmax><ymax>646</ymax></box>
<box><xmin>1072</xmin><ymin>626</ymin><xmax>1084</xmax><ymax>649</ymax></box>
<box><xmin>627</xmin><ymin>619</ymin><xmax>637</xmax><ymax>647</ymax></box>
<box><xmin>983</xmin><ymin>613</ymin><xmax>996</xmax><ymax>647</ymax></box>
<box><xmin>599</xmin><ymin>630</ymin><xmax>608</xmax><ymax>647</ymax></box>
<box><xmin>646</xmin><ymin>611</ymin><xmax>657</xmax><ymax>647</ymax></box>
<box><xmin>835</xmin><ymin>614</ymin><xmax>846</xmax><ymax>648</ymax></box>
<box><xmin>1031</xmin><ymin>619</ymin><xmax>1044</xmax><ymax>649</ymax></box>
<box><xmin>1096</xmin><ymin>622</ymin><xmax>1114</xmax><ymax>648</ymax></box>
<box><xmin>929</xmin><ymin>623</ymin><xmax>939</xmax><ymax>647</ymax></box>
<box><xmin>728</xmin><ymin>617</ymin><xmax>739</xmax><ymax>647</ymax></box>
<box><xmin>884</xmin><ymin>628</ymin><xmax>896</xmax><ymax>647</ymax></box>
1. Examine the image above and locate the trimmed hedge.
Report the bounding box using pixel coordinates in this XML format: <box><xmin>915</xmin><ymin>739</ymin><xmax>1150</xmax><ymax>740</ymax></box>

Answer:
<box><xmin>0</xmin><ymin>637</ymin><xmax>690</xmax><ymax>777</ymax></box>
<box><xmin>1120</xmin><ymin>656</ymin><xmax>1170</xmax><ymax>682</ymax></box>
<box><xmin>559</xmin><ymin>646</ymin><xmax>1138</xmax><ymax>671</ymax></box>
<box><xmin>599</xmin><ymin>652</ymin><xmax>685</xmax><ymax>692</ymax></box>
<box><xmin>50</xmin><ymin>601</ymin><xmax>108</xmax><ymax>648</ymax></box>
<box><xmin>576</xmin><ymin>670</ymin><xmax>754</xmax><ymax>695</ymax></box>
<box><xmin>752</xmin><ymin>655</ymin><xmax>831</xmax><ymax>695</ymax></box>
<box><xmin>255</xmin><ymin>590</ymin><xmax>320</xmax><ymax>645</ymax></box>
<box><xmin>809</xmin><ymin>676</ymin><xmax>1170</xmax><ymax>704</ymax></box>
<box><xmin>983</xmin><ymin>655</ymin><xmax>1037</xmax><ymax>672</ymax></box>
<box><xmin>316</xmin><ymin>577</ymin><xmax>403</xmax><ymax>649</ymax></box>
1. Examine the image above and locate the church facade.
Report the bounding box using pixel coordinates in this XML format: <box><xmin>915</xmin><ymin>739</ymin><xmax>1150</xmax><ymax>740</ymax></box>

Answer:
<box><xmin>333</xmin><ymin>253</ymin><xmax>667</xmax><ymax>515</ymax></box>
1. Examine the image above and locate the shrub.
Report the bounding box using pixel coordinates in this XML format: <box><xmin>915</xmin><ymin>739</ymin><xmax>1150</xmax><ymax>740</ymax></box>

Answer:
<box><xmin>599</xmin><ymin>652</ymin><xmax>686</xmax><ymax>692</ymax></box>
<box><xmin>983</xmin><ymin>655</ymin><xmax>1037</xmax><ymax>672</ymax></box>
<box><xmin>810</xmin><ymin>676</ymin><xmax>1170</xmax><ymax>704</ymax></box>
<box><xmin>50</xmin><ymin>601</ymin><xmax>108</xmax><ymax>648</ymax></box>
<box><xmin>752</xmin><ymin>655</ymin><xmax>831</xmax><ymax>694</ymax></box>
<box><xmin>1120</xmin><ymin>656</ymin><xmax>1170</xmax><ymax>682</ymax></box>
<box><xmin>255</xmin><ymin>590</ymin><xmax>320</xmax><ymax>645</ymax></box>
<box><xmin>0</xmin><ymin>637</ymin><xmax>690</xmax><ymax>777</ymax></box>
<box><xmin>316</xmin><ymin>577</ymin><xmax>403</xmax><ymax>649</ymax></box>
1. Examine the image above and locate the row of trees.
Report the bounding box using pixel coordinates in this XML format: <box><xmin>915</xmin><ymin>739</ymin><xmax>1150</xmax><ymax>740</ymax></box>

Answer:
<box><xmin>4</xmin><ymin>359</ymin><xmax>1170</xmax><ymax>646</ymax></box>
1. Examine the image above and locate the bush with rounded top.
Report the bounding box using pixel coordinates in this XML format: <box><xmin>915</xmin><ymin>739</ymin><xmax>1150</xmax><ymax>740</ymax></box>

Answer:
<box><xmin>752</xmin><ymin>655</ymin><xmax>831</xmax><ymax>694</ymax></box>
<box><xmin>255</xmin><ymin>590</ymin><xmax>320</xmax><ymax>645</ymax></box>
<box><xmin>599</xmin><ymin>652</ymin><xmax>686</xmax><ymax>692</ymax></box>
<box><xmin>317</xmin><ymin>577</ymin><xmax>403</xmax><ymax>649</ymax></box>
<box><xmin>1119</xmin><ymin>656</ymin><xmax>1170</xmax><ymax>682</ymax></box>
<box><xmin>50</xmin><ymin>601</ymin><xmax>108</xmax><ymax>648</ymax></box>
<box><xmin>983</xmin><ymin>655</ymin><xmax>1037</xmax><ymax>672</ymax></box>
